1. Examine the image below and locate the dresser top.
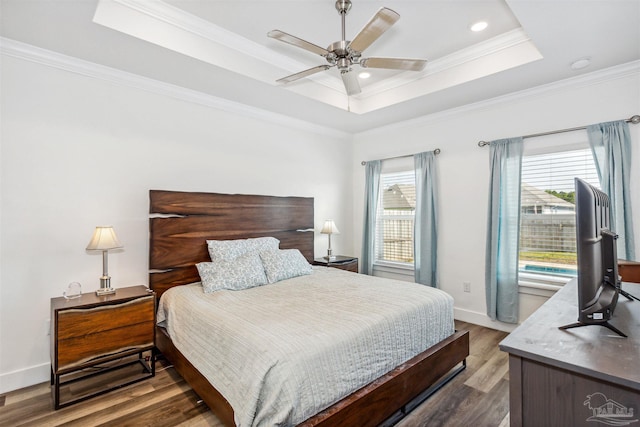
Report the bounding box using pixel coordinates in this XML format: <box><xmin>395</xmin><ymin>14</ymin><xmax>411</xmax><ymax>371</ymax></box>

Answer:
<box><xmin>499</xmin><ymin>279</ymin><xmax>640</xmax><ymax>391</ymax></box>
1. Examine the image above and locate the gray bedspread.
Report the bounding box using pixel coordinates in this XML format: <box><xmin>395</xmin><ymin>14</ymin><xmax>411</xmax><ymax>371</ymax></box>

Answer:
<box><xmin>157</xmin><ymin>266</ymin><xmax>454</xmax><ymax>426</ymax></box>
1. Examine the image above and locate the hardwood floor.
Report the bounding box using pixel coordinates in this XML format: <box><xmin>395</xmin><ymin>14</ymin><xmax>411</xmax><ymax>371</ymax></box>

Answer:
<box><xmin>0</xmin><ymin>321</ymin><xmax>509</xmax><ymax>426</ymax></box>
<box><xmin>396</xmin><ymin>321</ymin><xmax>510</xmax><ymax>427</ymax></box>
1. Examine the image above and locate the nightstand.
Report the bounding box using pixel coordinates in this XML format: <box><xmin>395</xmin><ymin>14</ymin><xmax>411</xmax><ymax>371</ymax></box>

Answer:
<box><xmin>313</xmin><ymin>256</ymin><xmax>358</xmax><ymax>273</ymax></box>
<box><xmin>50</xmin><ymin>285</ymin><xmax>155</xmax><ymax>409</ymax></box>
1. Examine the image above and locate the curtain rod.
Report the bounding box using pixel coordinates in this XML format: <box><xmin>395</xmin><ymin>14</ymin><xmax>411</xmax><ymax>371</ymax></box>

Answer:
<box><xmin>477</xmin><ymin>115</ymin><xmax>640</xmax><ymax>147</ymax></box>
<box><xmin>361</xmin><ymin>148</ymin><xmax>440</xmax><ymax>166</ymax></box>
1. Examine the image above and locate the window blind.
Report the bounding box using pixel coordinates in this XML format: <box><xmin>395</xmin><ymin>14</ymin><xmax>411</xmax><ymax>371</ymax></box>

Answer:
<box><xmin>376</xmin><ymin>170</ymin><xmax>416</xmax><ymax>264</ymax></box>
<box><xmin>519</xmin><ymin>148</ymin><xmax>599</xmax><ymax>274</ymax></box>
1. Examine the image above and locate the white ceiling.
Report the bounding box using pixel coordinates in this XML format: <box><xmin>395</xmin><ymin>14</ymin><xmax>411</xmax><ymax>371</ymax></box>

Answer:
<box><xmin>2</xmin><ymin>0</ymin><xmax>639</xmax><ymax>134</ymax></box>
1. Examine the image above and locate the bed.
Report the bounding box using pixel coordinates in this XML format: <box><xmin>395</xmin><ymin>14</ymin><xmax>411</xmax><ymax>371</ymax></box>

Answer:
<box><xmin>149</xmin><ymin>190</ymin><xmax>469</xmax><ymax>426</ymax></box>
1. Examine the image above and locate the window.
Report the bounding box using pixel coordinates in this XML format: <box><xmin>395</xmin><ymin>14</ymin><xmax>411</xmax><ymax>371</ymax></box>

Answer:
<box><xmin>375</xmin><ymin>170</ymin><xmax>415</xmax><ymax>265</ymax></box>
<box><xmin>519</xmin><ymin>146</ymin><xmax>599</xmax><ymax>279</ymax></box>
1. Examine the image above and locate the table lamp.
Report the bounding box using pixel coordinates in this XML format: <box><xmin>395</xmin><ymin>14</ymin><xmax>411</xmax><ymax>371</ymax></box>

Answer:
<box><xmin>321</xmin><ymin>220</ymin><xmax>340</xmax><ymax>261</ymax></box>
<box><xmin>86</xmin><ymin>226</ymin><xmax>123</xmax><ymax>296</ymax></box>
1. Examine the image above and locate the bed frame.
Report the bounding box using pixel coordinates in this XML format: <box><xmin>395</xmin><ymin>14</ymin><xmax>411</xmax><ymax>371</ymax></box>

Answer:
<box><xmin>149</xmin><ymin>190</ymin><xmax>469</xmax><ymax>426</ymax></box>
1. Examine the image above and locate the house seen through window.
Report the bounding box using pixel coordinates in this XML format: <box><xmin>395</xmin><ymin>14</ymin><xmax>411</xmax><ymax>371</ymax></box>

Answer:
<box><xmin>519</xmin><ymin>147</ymin><xmax>599</xmax><ymax>277</ymax></box>
<box><xmin>375</xmin><ymin>170</ymin><xmax>416</xmax><ymax>265</ymax></box>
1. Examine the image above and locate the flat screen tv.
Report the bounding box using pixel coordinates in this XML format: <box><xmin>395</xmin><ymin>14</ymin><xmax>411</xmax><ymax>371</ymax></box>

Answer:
<box><xmin>559</xmin><ymin>178</ymin><xmax>627</xmax><ymax>337</ymax></box>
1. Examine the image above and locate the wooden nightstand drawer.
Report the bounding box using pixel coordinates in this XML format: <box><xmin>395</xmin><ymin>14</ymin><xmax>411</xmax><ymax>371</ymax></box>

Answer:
<box><xmin>336</xmin><ymin>259</ymin><xmax>358</xmax><ymax>273</ymax></box>
<box><xmin>57</xmin><ymin>296</ymin><xmax>154</xmax><ymax>370</ymax></box>
<box><xmin>57</xmin><ymin>322</ymin><xmax>154</xmax><ymax>370</ymax></box>
<box><xmin>57</xmin><ymin>296</ymin><xmax>154</xmax><ymax>339</ymax></box>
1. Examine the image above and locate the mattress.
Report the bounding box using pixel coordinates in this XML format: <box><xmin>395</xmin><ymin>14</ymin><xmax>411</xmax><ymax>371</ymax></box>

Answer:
<box><xmin>157</xmin><ymin>266</ymin><xmax>455</xmax><ymax>426</ymax></box>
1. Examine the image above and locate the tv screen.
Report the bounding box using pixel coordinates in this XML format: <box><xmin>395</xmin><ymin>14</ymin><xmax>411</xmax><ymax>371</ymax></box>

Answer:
<box><xmin>559</xmin><ymin>178</ymin><xmax>625</xmax><ymax>337</ymax></box>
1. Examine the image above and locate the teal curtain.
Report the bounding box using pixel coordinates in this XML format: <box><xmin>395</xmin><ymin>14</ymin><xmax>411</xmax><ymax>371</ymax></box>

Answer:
<box><xmin>485</xmin><ymin>137</ymin><xmax>523</xmax><ymax>323</ymax></box>
<box><xmin>361</xmin><ymin>160</ymin><xmax>381</xmax><ymax>275</ymax></box>
<box><xmin>587</xmin><ymin>120</ymin><xmax>636</xmax><ymax>261</ymax></box>
<box><xmin>414</xmin><ymin>151</ymin><xmax>438</xmax><ymax>287</ymax></box>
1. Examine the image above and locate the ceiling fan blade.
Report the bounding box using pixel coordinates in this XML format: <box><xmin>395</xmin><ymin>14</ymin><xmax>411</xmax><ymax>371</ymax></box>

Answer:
<box><xmin>361</xmin><ymin>57</ymin><xmax>427</xmax><ymax>71</ymax></box>
<box><xmin>341</xmin><ymin>69</ymin><xmax>361</xmax><ymax>96</ymax></box>
<box><xmin>268</xmin><ymin>30</ymin><xmax>329</xmax><ymax>57</ymax></box>
<box><xmin>276</xmin><ymin>65</ymin><xmax>332</xmax><ymax>84</ymax></box>
<box><xmin>348</xmin><ymin>7</ymin><xmax>400</xmax><ymax>53</ymax></box>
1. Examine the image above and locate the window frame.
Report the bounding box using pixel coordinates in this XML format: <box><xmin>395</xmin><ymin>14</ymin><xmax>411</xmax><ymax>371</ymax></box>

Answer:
<box><xmin>373</xmin><ymin>158</ymin><xmax>416</xmax><ymax>271</ymax></box>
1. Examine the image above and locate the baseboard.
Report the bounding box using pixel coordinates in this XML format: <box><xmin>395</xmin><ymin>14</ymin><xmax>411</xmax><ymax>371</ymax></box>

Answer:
<box><xmin>0</xmin><ymin>362</ymin><xmax>50</xmax><ymax>394</ymax></box>
<box><xmin>454</xmin><ymin>307</ymin><xmax>517</xmax><ymax>333</ymax></box>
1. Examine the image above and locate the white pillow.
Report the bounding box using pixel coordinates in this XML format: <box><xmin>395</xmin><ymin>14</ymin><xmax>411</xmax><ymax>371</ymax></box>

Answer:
<box><xmin>196</xmin><ymin>252</ymin><xmax>268</xmax><ymax>293</ymax></box>
<box><xmin>259</xmin><ymin>248</ymin><xmax>313</xmax><ymax>284</ymax></box>
<box><xmin>206</xmin><ymin>237</ymin><xmax>280</xmax><ymax>262</ymax></box>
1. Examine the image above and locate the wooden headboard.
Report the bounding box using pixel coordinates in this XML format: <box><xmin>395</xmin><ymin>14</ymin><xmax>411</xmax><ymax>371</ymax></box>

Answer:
<box><xmin>149</xmin><ymin>190</ymin><xmax>314</xmax><ymax>298</ymax></box>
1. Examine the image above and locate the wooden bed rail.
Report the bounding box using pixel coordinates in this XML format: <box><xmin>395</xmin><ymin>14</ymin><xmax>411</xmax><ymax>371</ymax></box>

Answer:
<box><xmin>299</xmin><ymin>330</ymin><xmax>469</xmax><ymax>427</ymax></box>
<box><xmin>156</xmin><ymin>325</ymin><xmax>469</xmax><ymax>427</ymax></box>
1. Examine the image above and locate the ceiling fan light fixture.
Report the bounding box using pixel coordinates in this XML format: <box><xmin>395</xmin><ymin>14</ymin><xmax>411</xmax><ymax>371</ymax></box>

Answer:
<box><xmin>337</xmin><ymin>57</ymin><xmax>351</xmax><ymax>70</ymax></box>
<box><xmin>359</xmin><ymin>71</ymin><xmax>371</xmax><ymax>79</ymax></box>
<box><xmin>470</xmin><ymin>21</ymin><xmax>488</xmax><ymax>32</ymax></box>
<box><xmin>268</xmin><ymin>1</ymin><xmax>427</xmax><ymax>96</ymax></box>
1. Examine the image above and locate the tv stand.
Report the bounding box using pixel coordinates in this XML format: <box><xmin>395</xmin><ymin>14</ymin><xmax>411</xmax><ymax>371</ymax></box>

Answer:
<box><xmin>500</xmin><ymin>279</ymin><xmax>640</xmax><ymax>427</ymax></box>
<box><xmin>558</xmin><ymin>320</ymin><xmax>627</xmax><ymax>338</ymax></box>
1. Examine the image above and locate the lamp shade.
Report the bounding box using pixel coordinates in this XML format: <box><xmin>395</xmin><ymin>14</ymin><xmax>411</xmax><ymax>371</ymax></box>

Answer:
<box><xmin>86</xmin><ymin>226</ymin><xmax>123</xmax><ymax>251</ymax></box>
<box><xmin>320</xmin><ymin>220</ymin><xmax>340</xmax><ymax>235</ymax></box>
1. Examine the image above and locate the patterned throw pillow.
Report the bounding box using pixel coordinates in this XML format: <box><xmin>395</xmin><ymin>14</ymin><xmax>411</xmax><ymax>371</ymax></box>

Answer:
<box><xmin>206</xmin><ymin>237</ymin><xmax>280</xmax><ymax>262</ymax></box>
<box><xmin>259</xmin><ymin>249</ymin><xmax>313</xmax><ymax>284</ymax></box>
<box><xmin>197</xmin><ymin>252</ymin><xmax>268</xmax><ymax>293</ymax></box>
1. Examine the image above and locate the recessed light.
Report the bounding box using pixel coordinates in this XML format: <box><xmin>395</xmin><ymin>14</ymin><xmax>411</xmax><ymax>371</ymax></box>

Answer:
<box><xmin>359</xmin><ymin>71</ymin><xmax>371</xmax><ymax>79</ymax></box>
<box><xmin>570</xmin><ymin>57</ymin><xmax>591</xmax><ymax>70</ymax></box>
<box><xmin>470</xmin><ymin>21</ymin><xmax>488</xmax><ymax>32</ymax></box>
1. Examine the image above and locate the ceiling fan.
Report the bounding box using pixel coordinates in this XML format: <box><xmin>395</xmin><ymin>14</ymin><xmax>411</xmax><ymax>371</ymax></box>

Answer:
<box><xmin>268</xmin><ymin>0</ymin><xmax>427</xmax><ymax>96</ymax></box>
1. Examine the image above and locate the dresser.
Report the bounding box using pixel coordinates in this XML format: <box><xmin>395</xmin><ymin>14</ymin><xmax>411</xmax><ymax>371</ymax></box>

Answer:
<box><xmin>50</xmin><ymin>285</ymin><xmax>155</xmax><ymax>409</ymax></box>
<box><xmin>499</xmin><ymin>279</ymin><xmax>640</xmax><ymax>426</ymax></box>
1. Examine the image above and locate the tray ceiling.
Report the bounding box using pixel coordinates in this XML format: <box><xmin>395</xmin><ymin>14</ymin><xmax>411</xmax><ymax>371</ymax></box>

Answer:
<box><xmin>1</xmin><ymin>0</ymin><xmax>639</xmax><ymax>133</ymax></box>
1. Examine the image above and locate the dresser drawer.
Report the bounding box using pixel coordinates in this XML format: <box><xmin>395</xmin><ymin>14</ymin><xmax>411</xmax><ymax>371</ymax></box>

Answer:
<box><xmin>55</xmin><ymin>295</ymin><xmax>154</xmax><ymax>371</ymax></box>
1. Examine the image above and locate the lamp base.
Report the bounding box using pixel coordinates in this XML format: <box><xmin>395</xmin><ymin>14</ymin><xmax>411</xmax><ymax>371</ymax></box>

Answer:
<box><xmin>325</xmin><ymin>246</ymin><xmax>335</xmax><ymax>261</ymax></box>
<box><xmin>96</xmin><ymin>276</ymin><xmax>116</xmax><ymax>296</ymax></box>
<box><xmin>96</xmin><ymin>287</ymin><xmax>116</xmax><ymax>296</ymax></box>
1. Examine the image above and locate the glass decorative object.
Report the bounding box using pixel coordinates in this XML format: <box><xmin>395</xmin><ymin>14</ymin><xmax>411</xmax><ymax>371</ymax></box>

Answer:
<box><xmin>63</xmin><ymin>282</ymin><xmax>82</xmax><ymax>300</ymax></box>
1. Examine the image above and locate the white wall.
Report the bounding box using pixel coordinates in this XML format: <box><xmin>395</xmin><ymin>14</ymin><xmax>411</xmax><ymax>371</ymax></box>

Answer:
<box><xmin>352</xmin><ymin>63</ymin><xmax>640</xmax><ymax>332</ymax></box>
<box><xmin>0</xmin><ymin>54</ymin><xmax>353</xmax><ymax>393</ymax></box>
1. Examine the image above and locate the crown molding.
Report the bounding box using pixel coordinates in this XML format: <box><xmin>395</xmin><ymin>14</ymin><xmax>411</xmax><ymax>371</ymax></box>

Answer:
<box><xmin>4</xmin><ymin>36</ymin><xmax>635</xmax><ymax>140</ymax></box>
<box><xmin>361</xmin><ymin>28</ymin><xmax>533</xmax><ymax>97</ymax></box>
<box><xmin>108</xmin><ymin>0</ymin><xmax>304</xmax><ymax>72</ymax></box>
<box><xmin>97</xmin><ymin>0</ymin><xmax>345</xmax><ymax>93</ymax></box>
<box><xmin>429</xmin><ymin>28</ymin><xmax>532</xmax><ymax>75</ymax></box>
<box><xmin>120</xmin><ymin>0</ymin><xmax>532</xmax><ymax>100</ymax></box>
<box><xmin>0</xmin><ymin>37</ymin><xmax>350</xmax><ymax>140</ymax></box>
<box><xmin>94</xmin><ymin>0</ymin><xmax>541</xmax><ymax>112</ymax></box>
<box><xmin>357</xmin><ymin>60</ymin><xmax>640</xmax><ymax>137</ymax></box>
